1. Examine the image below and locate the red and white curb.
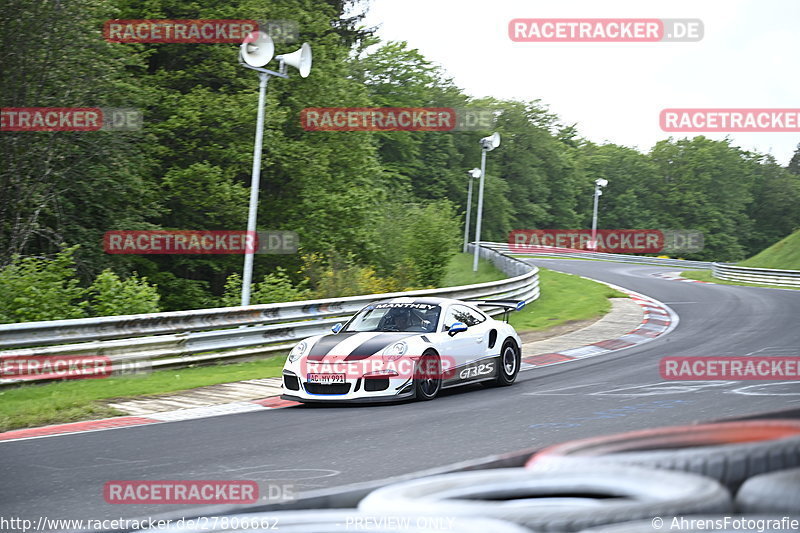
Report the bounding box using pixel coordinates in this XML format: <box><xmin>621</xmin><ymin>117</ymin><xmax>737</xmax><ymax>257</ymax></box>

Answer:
<box><xmin>652</xmin><ymin>271</ymin><xmax>709</xmax><ymax>283</ymax></box>
<box><xmin>522</xmin><ymin>283</ymin><xmax>679</xmax><ymax>369</ymax></box>
<box><xmin>1</xmin><ymin>286</ymin><xmax>678</xmax><ymax>444</ymax></box>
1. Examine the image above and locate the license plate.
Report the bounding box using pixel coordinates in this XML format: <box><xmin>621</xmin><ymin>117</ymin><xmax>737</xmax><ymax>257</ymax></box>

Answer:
<box><xmin>307</xmin><ymin>373</ymin><xmax>345</xmax><ymax>384</ymax></box>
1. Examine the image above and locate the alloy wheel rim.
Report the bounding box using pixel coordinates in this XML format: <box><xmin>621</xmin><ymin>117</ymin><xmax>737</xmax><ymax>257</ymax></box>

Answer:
<box><xmin>503</xmin><ymin>346</ymin><xmax>517</xmax><ymax>375</ymax></box>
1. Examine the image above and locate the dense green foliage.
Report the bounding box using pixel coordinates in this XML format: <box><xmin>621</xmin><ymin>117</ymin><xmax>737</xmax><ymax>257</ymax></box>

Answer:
<box><xmin>2</xmin><ymin>0</ymin><xmax>800</xmax><ymax>321</ymax></box>
<box><xmin>0</xmin><ymin>247</ymin><xmax>160</xmax><ymax>322</ymax></box>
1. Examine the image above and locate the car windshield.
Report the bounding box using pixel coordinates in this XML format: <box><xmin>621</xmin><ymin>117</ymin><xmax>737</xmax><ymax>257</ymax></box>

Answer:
<box><xmin>344</xmin><ymin>303</ymin><xmax>441</xmax><ymax>333</ymax></box>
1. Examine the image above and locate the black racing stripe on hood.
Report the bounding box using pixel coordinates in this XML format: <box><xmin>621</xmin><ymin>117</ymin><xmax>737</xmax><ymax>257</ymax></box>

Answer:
<box><xmin>307</xmin><ymin>332</ymin><xmax>359</xmax><ymax>361</ymax></box>
<box><xmin>344</xmin><ymin>333</ymin><xmax>415</xmax><ymax>361</ymax></box>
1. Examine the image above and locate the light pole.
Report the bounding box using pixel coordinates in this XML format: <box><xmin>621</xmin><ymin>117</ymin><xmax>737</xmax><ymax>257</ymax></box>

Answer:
<box><xmin>589</xmin><ymin>178</ymin><xmax>608</xmax><ymax>251</ymax></box>
<box><xmin>239</xmin><ymin>32</ymin><xmax>312</xmax><ymax>306</ymax></box>
<box><xmin>473</xmin><ymin>133</ymin><xmax>500</xmax><ymax>272</ymax></box>
<box><xmin>463</xmin><ymin>168</ymin><xmax>481</xmax><ymax>253</ymax></box>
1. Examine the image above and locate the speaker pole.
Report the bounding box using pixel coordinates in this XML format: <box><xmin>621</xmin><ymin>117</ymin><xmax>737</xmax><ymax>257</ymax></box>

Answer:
<box><xmin>241</xmin><ymin>71</ymin><xmax>269</xmax><ymax>306</ymax></box>
<box><xmin>237</xmin><ymin>32</ymin><xmax>312</xmax><ymax>306</ymax></box>
<box><xmin>472</xmin><ymin>133</ymin><xmax>500</xmax><ymax>272</ymax></box>
<box><xmin>463</xmin><ymin>168</ymin><xmax>480</xmax><ymax>253</ymax></box>
<box><xmin>472</xmin><ymin>149</ymin><xmax>487</xmax><ymax>272</ymax></box>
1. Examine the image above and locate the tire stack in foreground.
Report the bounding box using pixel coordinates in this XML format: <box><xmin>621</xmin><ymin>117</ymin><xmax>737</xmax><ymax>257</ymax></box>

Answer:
<box><xmin>136</xmin><ymin>419</ymin><xmax>800</xmax><ymax>533</ymax></box>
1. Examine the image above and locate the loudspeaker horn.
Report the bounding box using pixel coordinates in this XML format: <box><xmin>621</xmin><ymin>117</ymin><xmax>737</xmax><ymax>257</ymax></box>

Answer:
<box><xmin>480</xmin><ymin>132</ymin><xmax>501</xmax><ymax>151</ymax></box>
<box><xmin>277</xmin><ymin>42</ymin><xmax>312</xmax><ymax>78</ymax></box>
<box><xmin>240</xmin><ymin>31</ymin><xmax>274</xmax><ymax>68</ymax></box>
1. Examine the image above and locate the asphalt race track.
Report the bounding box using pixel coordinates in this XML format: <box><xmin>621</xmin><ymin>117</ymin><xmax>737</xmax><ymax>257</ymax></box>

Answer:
<box><xmin>1</xmin><ymin>258</ymin><xmax>798</xmax><ymax>523</ymax></box>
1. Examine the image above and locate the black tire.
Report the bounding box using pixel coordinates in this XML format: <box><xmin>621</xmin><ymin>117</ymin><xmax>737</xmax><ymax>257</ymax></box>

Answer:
<box><xmin>736</xmin><ymin>467</ymin><xmax>800</xmax><ymax>514</ymax></box>
<box><xmin>414</xmin><ymin>350</ymin><xmax>441</xmax><ymax>401</ymax></box>
<box><xmin>486</xmin><ymin>339</ymin><xmax>520</xmax><ymax>387</ymax></box>
<box><xmin>358</xmin><ymin>464</ymin><xmax>732</xmax><ymax>532</ymax></box>
<box><xmin>527</xmin><ymin>420</ymin><xmax>800</xmax><ymax>491</ymax></box>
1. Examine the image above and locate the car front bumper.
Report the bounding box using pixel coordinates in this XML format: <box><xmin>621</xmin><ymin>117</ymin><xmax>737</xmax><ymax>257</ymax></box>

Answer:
<box><xmin>280</xmin><ymin>367</ymin><xmax>416</xmax><ymax>403</ymax></box>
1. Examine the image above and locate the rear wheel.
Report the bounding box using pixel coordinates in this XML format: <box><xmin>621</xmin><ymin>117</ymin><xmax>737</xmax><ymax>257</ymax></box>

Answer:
<box><xmin>486</xmin><ymin>340</ymin><xmax>520</xmax><ymax>387</ymax></box>
<box><xmin>414</xmin><ymin>350</ymin><xmax>441</xmax><ymax>401</ymax></box>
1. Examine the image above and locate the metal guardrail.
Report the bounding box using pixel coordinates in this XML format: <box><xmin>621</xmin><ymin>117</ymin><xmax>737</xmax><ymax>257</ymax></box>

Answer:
<box><xmin>712</xmin><ymin>263</ymin><xmax>800</xmax><ymax>287</ymax></box>
<box><xmin>0</xmin><ymin>244</ymin><xmax>539</xmax><ymax>384</ymax></box>
<box><xmin>484</xmin><ymin>240</ymin><xmax>799</xmax><ymax>287</ymax></box>
<box><xmin>482</xmin><ymin>242</ymin><xmax>714</xmax><ymax>269</ymax></box>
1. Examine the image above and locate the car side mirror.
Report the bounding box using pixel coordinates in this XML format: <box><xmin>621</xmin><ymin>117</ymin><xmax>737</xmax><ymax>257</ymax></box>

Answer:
<box><xmin>448</xmin><ymin>322</ymin><xmax>468</xmax><ymax>336</ymax></box>
<box><xmin>331</xmin><ymin>322</ymin><xmax>343</xmax><ymax>334</ymax></box>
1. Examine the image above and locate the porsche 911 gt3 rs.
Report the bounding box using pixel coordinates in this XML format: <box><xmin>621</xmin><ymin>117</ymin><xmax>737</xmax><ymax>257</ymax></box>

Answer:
<box><xmin>280</xmin><ymin>297</ymin><xmax>525</xmax><ymax>403</ymax></box>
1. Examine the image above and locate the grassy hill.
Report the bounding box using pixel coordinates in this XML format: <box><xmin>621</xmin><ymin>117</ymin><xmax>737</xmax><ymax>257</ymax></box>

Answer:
<box><xmin>739</xmin><ymin>230</ymin><xmax>800</xmax><ymax>270</ymax></box>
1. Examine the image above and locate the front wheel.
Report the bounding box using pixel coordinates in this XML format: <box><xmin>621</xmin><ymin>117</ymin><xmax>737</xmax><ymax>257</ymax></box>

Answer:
<box><xmin>414</xmin><ymin>351</ymin><xmax>441</xmax><ymax>401</ymax></box>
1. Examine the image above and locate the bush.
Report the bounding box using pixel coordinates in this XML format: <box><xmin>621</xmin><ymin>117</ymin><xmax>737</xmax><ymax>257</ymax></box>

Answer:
<box><xmin>220</xmin><ymin>269</ymin><xmax>311</xmax><ymax>307</ymax></box>
<box><xmin>87</xmin><ymin>270</ymin><xmax>161</xmax><ymax>316</ymax></box>
<box><xmin>0</xmin><ymin>246</ymin><xmax>87</xmax><ymax>323</ymax></box>
<box><xmin>0</xmin><ymin>246</ymin><xmax>162</xmax><ymax>323</ymax></box>
<box><xmin>301</xmin><ymin>252</ymin><xmax>402</xmax><ymax>298</ymax></box>
<box><xmin>370</xmin><ymin>200</ymin><xmax>461</xmax><ymax>288</ymax></box>
<box><xmin>252</xmin><ymin>268</ymin><xmax>311</xmax><ymax>303</ymax></box>
<box><xmin>402</xmin><ymin>201</ymin><xmax>461</xmax><ymax>286</ymax></box>
<box><xmin>219</xmin><ymin>273</ymin><xmax>245</xmax><ymax>307</ymax></box>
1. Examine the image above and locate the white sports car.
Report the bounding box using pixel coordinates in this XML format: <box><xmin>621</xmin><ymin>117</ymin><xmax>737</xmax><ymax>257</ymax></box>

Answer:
<box><xmin>281</xmin><ymin>296</ymin><xmax>525</xmax><ymax>403</ymax></box>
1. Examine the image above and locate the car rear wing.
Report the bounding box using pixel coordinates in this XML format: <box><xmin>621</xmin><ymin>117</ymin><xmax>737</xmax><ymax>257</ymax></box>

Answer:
<box><xmin>466</xmin><ymin>299</ymin><xmax>526</xmax><ymax>322</ymax></box>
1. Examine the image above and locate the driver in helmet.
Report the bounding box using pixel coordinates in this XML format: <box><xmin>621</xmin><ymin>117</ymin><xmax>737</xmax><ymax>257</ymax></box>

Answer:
<box><xmin>387</xmin><ymin>309</ymin><xmax>410</xmax><ymax>331</ymax></box>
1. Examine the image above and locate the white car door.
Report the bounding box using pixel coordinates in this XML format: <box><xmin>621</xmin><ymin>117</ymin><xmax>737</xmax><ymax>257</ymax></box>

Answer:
<box><xmin>439</xmin><ymin>304</ymin><xmax>489</xmax><ymax>373</ymax></box>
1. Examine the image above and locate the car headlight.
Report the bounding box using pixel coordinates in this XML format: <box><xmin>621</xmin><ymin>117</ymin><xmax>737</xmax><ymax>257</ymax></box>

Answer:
<box><xmin>288</xmin><ymin>341</ymin><xmax>308</xmax><ymax>362</ymax></box>
<box><xmin>382</xmin><ymin>341</ymin><xmax>407</xmax><ymax>362</ymax></box>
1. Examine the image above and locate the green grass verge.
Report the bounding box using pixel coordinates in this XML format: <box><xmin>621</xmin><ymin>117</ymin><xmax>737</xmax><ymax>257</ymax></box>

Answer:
<box><xmin>446</xmin><ymin>254</ymin><xmax>627</xmax><ymax>331</ymax></box>
<box><xmin>509</xmin><ymin>254</ymin><xmax>596</xmax><ymax>261</ymax></box>
<box><xmin>680</xmin><ymin>270</ymin><xmax>800</xmax><ymax>290</ymax></box>
<box><xmin>510</xmin><ymin>268</ymin><xmax>627</xmax><ymax>332</ymax></box>
<box><xmin>442</xmin><ymin>252</ymin><xmax>507</xmax><ymax>286</ymax></box>
<box><xmin>739</xmin><ymin>230</ymin><xmax>800</xmax><ymax>270</ymax></box>
<box><xmin>0</xmin><ymin>357</ymin><xmax>285</xmax><ymax>432</ymax></box>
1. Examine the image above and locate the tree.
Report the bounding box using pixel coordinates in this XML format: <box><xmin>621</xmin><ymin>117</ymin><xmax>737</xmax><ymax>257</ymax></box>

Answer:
<box><xmin>745</xmin><ymin>154</ymin><xmax>800</xmax><ymax>253</ymax></box>
<box><xmin>575</xmin><ymin>142</ymin><xmax>660</xmax><ymax>230</ymax></box>
<box><xmin>0</xmin><ymin>0</ymin><xmax>159</xmax><ymax>277</ymax></box>
<box><xmin>648</xmin><ymin>137</ymin><xmax>755</xmax><ymax>261</ymax></box>
<box><xmin>788</xmin><ymin>143</ymin><xmax>800</xmax><ymax>176</ymax></box>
